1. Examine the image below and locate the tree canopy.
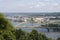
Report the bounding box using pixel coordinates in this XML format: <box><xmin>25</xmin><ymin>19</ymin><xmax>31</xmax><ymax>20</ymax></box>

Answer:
<box><xmin>0</xmin><ymin>13</ymin><xmax>16</xmax><ymax>40</ymax></box>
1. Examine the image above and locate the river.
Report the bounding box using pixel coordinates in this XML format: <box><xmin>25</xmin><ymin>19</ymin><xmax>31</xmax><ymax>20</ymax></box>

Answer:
<box><xmin>11</xmin><ymin>22</ymin><xmax>60</xmax><ymax>40</ymax></box>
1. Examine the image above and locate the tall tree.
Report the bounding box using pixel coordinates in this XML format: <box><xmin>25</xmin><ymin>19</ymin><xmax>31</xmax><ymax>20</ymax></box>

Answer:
<box><xmin>0</xmin><ymin>13</ymin><xmax>16</xmax><ymax>40</ymax></box>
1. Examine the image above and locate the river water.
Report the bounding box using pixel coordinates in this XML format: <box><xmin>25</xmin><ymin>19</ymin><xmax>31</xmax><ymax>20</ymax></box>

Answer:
<box><xmin>11</xmin><ymin>22</ymin><xmax>60</xmax><ymax>40</ymax></box>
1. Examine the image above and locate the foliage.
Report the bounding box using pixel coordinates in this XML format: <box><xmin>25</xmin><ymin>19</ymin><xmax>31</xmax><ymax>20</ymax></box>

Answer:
<box><xmin>46</xmin><ymin>24</ymin><xmax>60</xmax><ymax>27</ymax></box>
<box><xmin>0</xmin><ymin>13</ymin><xmax>16</xmax><ymax>40</ymax></box>
<box><xmin>16</xmin><ymin>29</ymin><xmax>51</xmax><ymax>40</ymax></box>
<box><xmin>15</xmin><ymin>29</ymin><xmax>26</xmax><ymax>40</ymax></box>
<box><xmin>46</xmin><ymin>23</ymin><xmax>60</xmax><ymax>32</ymax></box>
<box><xmin>57</xmin><ymin>38</ymin><xmax>60</xmax><ymax>40</ymax></box>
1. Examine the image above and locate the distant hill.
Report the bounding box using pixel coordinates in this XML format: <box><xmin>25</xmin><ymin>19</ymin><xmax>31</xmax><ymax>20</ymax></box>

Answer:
<box><xmin>3</xmin><ymin>12</ymin><xmax>60</xmax><ymax>16</ymax></box>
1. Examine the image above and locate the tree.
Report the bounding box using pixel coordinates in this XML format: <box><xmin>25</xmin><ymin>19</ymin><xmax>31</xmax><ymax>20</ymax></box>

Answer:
<box><xmin>28</xmin><ymin>29</ymin><xmax>50</xmax><ymax>40</ymax></box>
<box><xmin>29</xmin><ymin>30</ymin><xmax>39</xmax><ymax>40</ymax></box>
<box><xmin>57</xmin><ymin>38</ymin><xmax>60</xmax><ymax>40</ymax></box>
<box><xmin>16</xmin><ymin>29</ymin><xmax>26</xmax><ymax>40</ymax></box>
<box><xmin>0</xmin><ymin>13</ymin><xmax>16</xmax><ymax>40</ymax></box>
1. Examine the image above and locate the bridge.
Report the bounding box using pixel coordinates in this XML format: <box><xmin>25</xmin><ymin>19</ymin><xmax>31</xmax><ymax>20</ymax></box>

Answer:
<box><xmin>15</xmin><ymin>22</ymin><xmax>60</xmax><ymax>32</ymax></box>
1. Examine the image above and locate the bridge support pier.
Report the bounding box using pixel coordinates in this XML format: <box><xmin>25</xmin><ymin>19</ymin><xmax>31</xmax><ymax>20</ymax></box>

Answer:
<box><xmin>46</xmin><ymin>28</ymin><xmax>50</xmax><ymax>32</ymax></box>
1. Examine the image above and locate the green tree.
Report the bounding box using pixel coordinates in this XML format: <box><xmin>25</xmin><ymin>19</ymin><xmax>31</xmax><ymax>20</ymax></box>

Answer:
<box><xmin>0</xmin><ymin>13</ymin><xmax>16</xmax><ymax>40</ymax></box>
<box><xmin>28</xmin><ymin>30</ymin><xmax>39</xmax><ymax>40</ymax></box>
<box><xmin>28</xmin><ymin>30</ymin><xmax>50</xmax><ymax>40</ymax></box>
<box><xmin>57</xmin><ymin>38</ymin><xmax>60</xmax><ymax>40</ymax></box>
<box><xmin>16</xmin><ymin>29</ymin><xmax>26</xmax><ymax>40</ymax></box>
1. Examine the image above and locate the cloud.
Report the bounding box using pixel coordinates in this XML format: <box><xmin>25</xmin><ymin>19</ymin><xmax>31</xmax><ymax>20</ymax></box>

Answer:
<box><xmin>35</xmin><ymin>4</ymin><xmax>40</xmax><ymax>7</ymax></box>
<box><xmin>29</xmin><ymin>6</ymin><xmax>33</xmax><ymax>8</ymax></box>
<box><xmin>0</xmin><ymin>0</ymin><xmax>60</xmax><ymax>12</ymax></box>
<box><xmin>39</xmin><ymin>2</ymin><xmax>46</xmax><ymax>6</ymax></box>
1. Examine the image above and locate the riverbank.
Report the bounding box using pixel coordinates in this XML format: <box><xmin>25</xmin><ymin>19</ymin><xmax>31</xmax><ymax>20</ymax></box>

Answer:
<box><xmin>42</xmin><ymin>32</ymin><xmax>60</xmax><ymax>40</ymax></box>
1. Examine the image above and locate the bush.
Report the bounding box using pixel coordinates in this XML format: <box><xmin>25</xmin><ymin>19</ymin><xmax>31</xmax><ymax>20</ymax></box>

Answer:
<box><xmin>57</xmin><ymin>38</ymin><xmax>60</xmax><ymax>40</ymax></box>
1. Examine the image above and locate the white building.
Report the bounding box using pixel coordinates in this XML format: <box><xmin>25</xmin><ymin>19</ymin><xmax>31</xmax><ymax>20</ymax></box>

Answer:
<box><xmin>35</xmin><ymin>17</ymin><xmax>50</xmax><ymax>23</ymax></box>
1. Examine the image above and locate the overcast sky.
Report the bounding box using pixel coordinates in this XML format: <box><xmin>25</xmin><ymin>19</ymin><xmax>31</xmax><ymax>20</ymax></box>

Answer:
<box><xmin>0</xmin><ymin>0</ymin><xmax>60</xmax><ymax>12</ymax></box>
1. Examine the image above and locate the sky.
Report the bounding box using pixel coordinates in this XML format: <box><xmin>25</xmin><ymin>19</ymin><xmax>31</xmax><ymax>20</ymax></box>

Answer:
<box><xmin>0</xmin><ymin>0</ymin><xmax>60</xmax><ymax>12</ymax></box>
